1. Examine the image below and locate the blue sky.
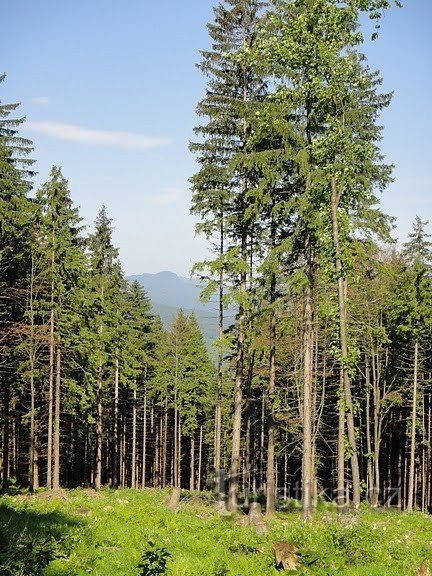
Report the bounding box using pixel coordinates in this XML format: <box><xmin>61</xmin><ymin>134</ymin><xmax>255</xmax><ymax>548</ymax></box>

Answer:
<box><xmin>2</xmin><ymin>1</ymin><xmax>431</xmax><ymax>276</ymax></box>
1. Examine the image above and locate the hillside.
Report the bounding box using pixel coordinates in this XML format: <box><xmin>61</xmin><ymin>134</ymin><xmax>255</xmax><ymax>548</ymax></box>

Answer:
<box><xmin>1</xmin><ymin>488</ymin><xmax>431</xmax><ymax>575</ymax></box>
<box><xmin>128</xmin><ymin>271</ymin><xmax>235</xmax><ymax>346</ymax></box>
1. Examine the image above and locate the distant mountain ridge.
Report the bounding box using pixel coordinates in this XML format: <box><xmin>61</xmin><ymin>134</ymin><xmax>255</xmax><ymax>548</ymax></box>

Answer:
<box><xmin>128</xmin><ymin>271</ymin><xmax>223</xmax><ymax>345</ymax></box>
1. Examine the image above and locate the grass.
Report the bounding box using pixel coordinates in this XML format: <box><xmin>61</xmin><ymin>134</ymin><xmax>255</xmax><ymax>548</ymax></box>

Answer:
<box><xmin>0</xmin><ymin>488</ymin><xmax>431</xmax><ymax>575</ymax></box>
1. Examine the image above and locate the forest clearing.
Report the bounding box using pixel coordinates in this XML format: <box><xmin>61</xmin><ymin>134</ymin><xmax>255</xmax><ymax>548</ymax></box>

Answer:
<box><xmin>1</xmin><ymin>488</ymin><xmax>432</xmax><ymax>576</ymax></box>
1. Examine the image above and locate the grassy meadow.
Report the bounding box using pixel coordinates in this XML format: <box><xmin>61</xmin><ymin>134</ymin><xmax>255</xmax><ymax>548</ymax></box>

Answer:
<box><xmin>0</xmin><ymin>488</ymin><xmax>431</xmax><ymax>575</ymax></box>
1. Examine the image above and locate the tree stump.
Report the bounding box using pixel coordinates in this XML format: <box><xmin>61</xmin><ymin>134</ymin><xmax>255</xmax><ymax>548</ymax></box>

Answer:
<box><xmin>215</xmin><ymin>499</ymin><xmax>229</xmax><ymax>515</ymax></box>
<box><xmin>273</xmin><ymin>541</ymin><xmax>298</xmax><ymax>571</ymax></box>
<box><xmin>248</xmin><ymin>502</ymin><xmax>263</xmax><ymax>523</ymax></box>
<box><xmin>416</xmin><ymin>563</ymin><xmax>430</xmax><ymax>576</ymax></box>
<box><xmin>168</xmin><ymin>487</ymin><xmax>181</xmax><ymax>511</ymax></box>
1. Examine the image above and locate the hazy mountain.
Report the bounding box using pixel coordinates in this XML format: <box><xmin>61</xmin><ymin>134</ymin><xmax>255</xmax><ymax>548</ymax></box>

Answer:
<box><xmin>128</xmin><ymin>271</ymin><xmax>232</xmax><ymax>346</ymax></box>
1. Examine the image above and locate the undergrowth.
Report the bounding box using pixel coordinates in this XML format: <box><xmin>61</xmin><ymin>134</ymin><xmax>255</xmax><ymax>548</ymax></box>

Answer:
<box><xmin>0</xmin><ymin>488</ymin><xmax>430</xmax><ymax>575</ymax></box>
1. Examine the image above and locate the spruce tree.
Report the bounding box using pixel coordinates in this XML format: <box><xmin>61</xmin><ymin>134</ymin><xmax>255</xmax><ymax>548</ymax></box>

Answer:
<box><xmin>36</xmin><ymin>166</ymin><xmax>86</xmax><ymax>489</ymax></box>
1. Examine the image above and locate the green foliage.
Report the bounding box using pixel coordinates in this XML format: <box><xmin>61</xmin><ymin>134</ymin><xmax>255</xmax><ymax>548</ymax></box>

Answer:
<box><xmin>2</xmin><ymin>490</ymin><xmax>431</xmax><ymax>576</ymax></box>
<box><xmin>137</xmin><ymin>541</ymin><xmax>171</xmax><ymax>576</ymax></box>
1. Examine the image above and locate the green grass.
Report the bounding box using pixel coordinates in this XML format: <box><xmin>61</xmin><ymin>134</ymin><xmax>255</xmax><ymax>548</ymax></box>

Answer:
<box><xmin>0</xmin><ymin>489</ymin><xmax>431</xmax><ymax>575</ymax></box>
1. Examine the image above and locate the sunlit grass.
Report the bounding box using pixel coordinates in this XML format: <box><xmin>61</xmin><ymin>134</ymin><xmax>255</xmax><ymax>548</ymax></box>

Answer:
<box><xmin>0</xmin><ymin>489</ymin><xmax>431</xmax><ymax>575</ymax></box>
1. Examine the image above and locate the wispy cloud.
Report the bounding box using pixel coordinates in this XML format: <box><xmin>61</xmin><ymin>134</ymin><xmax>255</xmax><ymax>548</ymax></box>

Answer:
<box><xmin>25</xmin><ymin>121</ymin><xmax>171</xmax><ymax>150</ymax></box>
<box><xmin>148</xmin><ymin>187</ymin><xmax>186</xmax><ymax>206</ymax></box>
<box><xmin>30</xmin><ymin>96</ymin><xmax>51</xmax><ymax>105</ymax></box>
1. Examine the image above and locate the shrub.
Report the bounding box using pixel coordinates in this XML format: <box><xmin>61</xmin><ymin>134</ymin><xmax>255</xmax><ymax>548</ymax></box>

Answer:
<box><xmin>137</xmin><ymin>541</ymin><xmax>171</xmax><ymax>576</ymax></box>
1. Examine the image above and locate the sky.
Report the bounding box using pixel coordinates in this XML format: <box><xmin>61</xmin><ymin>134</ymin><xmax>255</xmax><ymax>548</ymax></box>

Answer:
<box><xmin>2</xmin><ymin>1</ymin><xmax>431</xmax><ymax>277</ymax></box>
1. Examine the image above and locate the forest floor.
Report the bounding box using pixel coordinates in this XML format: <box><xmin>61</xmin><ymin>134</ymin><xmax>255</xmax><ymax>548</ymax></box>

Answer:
<box><xmin>0</xmin><ymin>487</ymin><xmax>431</xmax><ymax>576</ymax></box>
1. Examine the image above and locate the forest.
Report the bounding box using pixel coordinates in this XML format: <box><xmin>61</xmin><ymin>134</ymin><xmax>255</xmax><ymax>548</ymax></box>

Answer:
<box><xmin>1</xmin><ymin>1</ymin><xmax>432</xmax><ymax>571</ymax></box>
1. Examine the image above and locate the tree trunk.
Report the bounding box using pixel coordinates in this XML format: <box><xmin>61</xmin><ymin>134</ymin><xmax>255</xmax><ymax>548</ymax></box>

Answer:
<box><xmin>407</xmin><ymin>339</ymin><xmax>419</xmax><ymax>512</ymax></box>
<box><xmin>131</xmin><ymin>387</ymin><xmax>137</xmax><ymax>488</ymax></box>
<box><xmin>28</xmin><ymin>254</ymin><xmax>37</xmax><ymax>493</ymax></box>
<box><xmin>47</xmin><ymin>294</ymin><xmax>55</xmax><ymax>490</ymax></box>
<box><xmin>365</xmin><ymin>357</ymin><xmax>374</xmax><ymax>504</ymax></box>
<box><xmin>266</xmin><ymin>268</ymin><xmax>277</xmax><ymax>517</ymax></box>
<box><xmin>331</xmin><ymin>179</ymin><xmax>360</xmax><ymax>509</ymax></box>
<box><xmin>113</xmin><ymin>352</ymin><xmax>119</xmax><ymax>488</ymax></box>
<box><xmin>1</xmin><ymin>384</ymin><xmax>10</xmax><ymax>491</ymax></box>
<box><xmin>302</xmin><ymin>234</ymin><xmax>314</xmax><ymax>521</ymax></box>
<box><xmin>214</xmin><ymin>219</ymin><xmax>224</xmax><ymax>491</ymax></box>
<box><xmin>337</xmin><ymin>373</ymin><xmax>346</xmax><ymax>514</ymax></box>
<box><xmin>53</xmin><ymin>346</ymin><xmax>61</xmax><ymax>490</ymax></box>
<box><xmin>141</xmin><ymin>386</ymin><xmax>147</xmax><ymax>488</ymax></box>
<box><xmin>198</xmin><ymin>425</ymin><xmax>203</xmax><ymax>491</ymax></box>
<box><xmin>190</xmin><ymin>435</ymin><xmax>195</xmax><ymax>491</ymax></box>
<box><xmin>228</xmin><ymin>282</ymin><xmax>245</xmax><ymax>511</ymax></box>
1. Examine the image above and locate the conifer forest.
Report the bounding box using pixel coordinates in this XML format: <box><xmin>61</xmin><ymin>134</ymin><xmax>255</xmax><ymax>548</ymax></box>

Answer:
<box><xmin>1</xmin><ymin>2</ymin><xmax>432</xmax><ymax>569</ymax></box>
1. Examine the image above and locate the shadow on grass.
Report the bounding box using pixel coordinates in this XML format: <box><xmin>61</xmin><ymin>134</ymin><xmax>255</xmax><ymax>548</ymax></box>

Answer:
<box><xmin>0</xmin><ymin>502</ymin><xmax>84</xmax><ymax>576</ymax></box>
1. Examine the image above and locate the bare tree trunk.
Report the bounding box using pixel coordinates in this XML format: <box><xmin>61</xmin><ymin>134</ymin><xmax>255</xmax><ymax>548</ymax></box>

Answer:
<box><xmin>28</xmin><ymin>254</ymin><xmax>37</xmax><ymax>493</ymax></box>
<box><xmin>52</xmin><ymin>346</ymin><xmax>61</xmax><ymax>490</ymax></box>
<box><xmin>141</xmin><ymin>386</ymin><xmax>147</xmax><ymax>488</ymax></box>
<box><xmin>198</xmin><ymin>425</ymin><xmax>203</xmax><ymax>491</ymax></box>
<box><xmin>228</xmin><ymin>283</ymin><xmax>245</xmax><ymax>511</ymax></box>
<box><xmin>113</xmin><ymin>352</ymin><xmax>119</xmax><ymax>487</ymax></box>
<box><xmin>365</xmin><ymin>357</ymin><xmax>374</xmax><ymax>504</ymax></box>
<box><xmin>331</xmin><ymin>179</ymin><xmax>360</xmax><ymax>509</ymax></box>
<box><xmin>266</xmin><ymin>279</ymin><xmax>277</xmax><ymax>517</ymax></box>
<box><xmin>162</xmin><ymin>397</ymin><xmax>168</xmax><ymax>487</ymax></box>
<box><xmin>190</xmin><ymin>435</ymin><xmax>195</xmax><ymax>491</ymax></box>
<box><xmin>407</xmin><ymin>339</ymin><xmax>419</xmax><ymax>512</ymax></box>
<box><xmin>174</xmin><ymin>390</ymin><xmax>178</xmax><ymax>488</ymax></box>
<box><xmin>337</xmin><ymin>373</ymin><xmax>346</xmax><ymax>515</ymax></box>
<box><xmin>95</xmin><ymin>353</ymin><xmax>103</xmax><ymax>490</ymax></box>
<box><xmin>302</xmin><ymin>236</ymin><xmax>314</xmax><ymax>521</ymax></box>
<box><xmin>131</xmin><ymin>386</ymin><xmax>137</xmax><ymax>488</ymax></box>
<box><xmin>178</xmin><ymin>413</ymin><xmax>182</xmax><ymax>489</ymax></box>
<box><xmin>47</xmin><ymin>291</ymin><xmax>55</xmax><ymax>490</ymax></box>
<box><xmin>1</xmin><ymin>385</ymin><xmax>10</xmax><ymax>491</ymax></box>
<box><xmin>214</xmin><ymin>220</ymin><xmax>224</xmax><ymax>490</ymax></box>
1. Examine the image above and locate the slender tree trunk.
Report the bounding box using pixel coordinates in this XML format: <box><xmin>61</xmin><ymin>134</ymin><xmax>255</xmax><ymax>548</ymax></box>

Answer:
<box><xmin>174</xmin><ymin>390</ymin><xmax>178</xmax><ymax>488</ymax></box>
<box><xmin>28</xmin><ymin>254</ymin><xmax>37</xmax><ymax>493</ymax></box>
<box><xmin>266</xmin><ymin>264</ymin><xmax>277</xmax><ymax>517</ymax></box>
<box><xmin>95</xmin><ymin>280</ymin><xmax>104</xmax><ymax>491</ymax></box>
<box><xmin>53</xmin><ymin>346</ymin><xmax>61</xmax><ymax>490</ymax></box>
<box><xmin>190</xmin><ymin>435</ymin><xmax>195</xmax><ymax>491</ymax></box>
<box><xmin>302</xmin><ymin>234</ymin><xmax>314</xmax><ymax>521</ymax></box>
<box><xmin>228</xmin><ymin>272</ymin><xmax>245</xmax><ymax>511</ymax></box>
<box><xmin>244</xmin><ymin>355</ymin><xmax>253</xmax><ymax>508</ymax></box>
<box><xmin>178</xmin><ymin>413</ymin><xmax>182</xmax><ymax>489</ymax></box>
<box><xmin>113</xmin><ymin>352</ymin><xmax>119</xmax><ymax>487</ymax></box>
<box><xmin>95</xmin><ymin>355</ymin><xmax>103</xmax><ymax>490</ymax></box>
<box><xmin>162</xmin><ymin>397</ymin><xmax>168</xmax><ymax>487</ymax></box>
<box><xmin>141</xmin><ymin>386</ymin><xmax>147</xmax><ymax>488</ymax></box>
<box><xmin>337</xmin><ymin>372</ymin><xmax>346</xmax><ymax>514</ymax></box>
<box><xmin>365</xmin><ymin>357</ymin><xmax>374</xmax><ymax>504</ymax></box>
<box><xmin>1</xmin><ymin>384</ymin><xmax>10</xmax><ymax>491</ymax></box>
<box><xmin>214</xmin><ymin>220</ymin><xmax>224</xmax><ymax>491</ymax></box>
<box><xmin>331</xmin><ymin>179</ymin><xmax>360</xmax><ymax>509</ymax></box>
<box><xmin>407</xmin><ymin>339</ymin><xmax>419</xmax><ymax>512</ymax></box>
<box><xmin>131</xmin><ymin>387</ymin><xmax>137</xmax><ymax>489</ymax></box>
<box><xmin>372</xmin><ymin>353</ymin><xmax>381</xmax><ymax>507</ymax></box>
<box><xmin>47</xmin><ymin>287</ymin><xmax>55</xmax><ymax>490</ymax></box>
<box><xmin>198</xmin><ymin>425</ymin><xmax>203</xmax><ymax>491</ymax></box>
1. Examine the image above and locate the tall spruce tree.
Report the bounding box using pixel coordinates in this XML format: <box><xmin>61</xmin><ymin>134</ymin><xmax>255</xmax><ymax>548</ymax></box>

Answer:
<box><xmin>36</xmin><ymin>166</ymin><xmax>86</xmax><ymax>489</ymax></box>
<box><xmin>87</xmin><ymin>206</ymin><xmax>122</xmax><ymax>490</ymax></box>
<box><xmin>191</xmin><ymin>0</ymin><xmax>268</xmax><ymax>511</ymax></box>
<box><xmin>0</xmin><ymin>77</ymin><xmax>35</xmax><ymax>490</ymax></box>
